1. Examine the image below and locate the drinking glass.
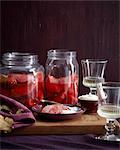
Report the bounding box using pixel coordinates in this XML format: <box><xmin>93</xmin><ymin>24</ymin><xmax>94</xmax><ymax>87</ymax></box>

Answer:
<box><xmin>81</xmin><ymin>59</ymin><xmax>107</xmax><ymax>95</ymax></box>
<box><xmin>96</xmin><ymin>82</ymin><xmax>120</xmax><ymax>141</ymax></box>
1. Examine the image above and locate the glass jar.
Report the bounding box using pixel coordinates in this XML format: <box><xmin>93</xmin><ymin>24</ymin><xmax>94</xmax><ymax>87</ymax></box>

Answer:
<box><xmin>45</xmin><ymin>49</ymin><xmax>79</xmax><ymax>104</ymax></box>
<box><xmin>0</xmin><ymin>52</ymin><xmax>44</xmax><ymax>108</ymax></box>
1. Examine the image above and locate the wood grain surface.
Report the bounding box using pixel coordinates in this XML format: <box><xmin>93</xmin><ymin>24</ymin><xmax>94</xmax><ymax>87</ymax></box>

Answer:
<box><xmin>12</xmin><ymin>114</ymin><xmax>106</xmax><ymax>135</ymax></box>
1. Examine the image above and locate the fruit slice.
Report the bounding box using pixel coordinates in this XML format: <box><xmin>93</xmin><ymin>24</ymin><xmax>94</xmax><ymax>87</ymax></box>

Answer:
<box><xmin>52</xmin><ymin>92</ymin><xmax>67</xmax><ymax>103</ymax></box>
<box><xmin>11</xmin><ymin>82</ymin><xmax>36</xmax><ymax>97</ymax></box>
<box><xmin>46</xmin><ymin>75</ymin><xmax>61</xmax><ymax>93</ymax></box>
<box><xmin>45</xmin><ymin>74</ymin><xmax>79</xmax><ymax>104</ymax></box>
<box><xmin>8</xmin><ymin>73</ymin><xmax>35</xmax><ymax>85</ymax></box>
<box><xmin>37</xmin><ymin>71</ymin><xmax>44</xmax><ymax>82</ymax></box>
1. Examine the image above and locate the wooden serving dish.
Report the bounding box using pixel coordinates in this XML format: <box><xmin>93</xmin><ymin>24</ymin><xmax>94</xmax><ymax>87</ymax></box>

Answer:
<box><xmin>12</xmin><ymin>114</ymin><xmax>106</xmax><ymax>135</ymax></box>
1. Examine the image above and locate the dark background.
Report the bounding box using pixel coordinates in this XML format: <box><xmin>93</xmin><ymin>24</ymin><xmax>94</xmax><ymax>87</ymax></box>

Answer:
<box><xmin>1</xmin><ymin>1</ymin><xmax>120</xmax><ymax>95</ymax></box>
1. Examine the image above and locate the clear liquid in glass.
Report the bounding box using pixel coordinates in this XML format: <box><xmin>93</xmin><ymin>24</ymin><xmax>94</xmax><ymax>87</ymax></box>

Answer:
<box><xmin>97</xmin><ymin>104</ymin><xmax>120</xmax><ymax>119</ymax></box>
<box><xmin>83</xmin><ymin>76</ymin><xmax>104</xmax><ymax>88</ymax></box>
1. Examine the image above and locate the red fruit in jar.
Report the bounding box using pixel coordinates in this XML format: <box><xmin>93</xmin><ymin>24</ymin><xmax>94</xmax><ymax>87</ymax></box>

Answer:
<box><xmin>15</xmin><ymin>74</ymin><xmax>28</xmax><ymax>82</ymax></box>
<box><xmin>11</xmin><ymin>82</ymin><xmax>36</xmax><ymax>97</ymax></box>
<box><xmin>37</xmin><ymin>72</ymin><xmax>44</xmax><ymax>82</ymax></box>
<box><xmin>46</xmin><ymin>76</ymin><xmax>61</xmax><ymax>93</ymax></box>
<box><xmin>59</xmin><ymin>76</ymin><xmax>70</xmax><ymax>84</ymax></box>
<box><xmin>59</xmin><ymin>77</ymin><xmax>69</xmax><ymax>92</ymax></box>
<box><xmin>8</xmin><ymin>73</ymin><xmax>35</xmax><ymax>84</ymax></box>
<box><xmin>52</xmin><ymin>92</ymin><xmax>67</xmax><ymax>103</ymax></box>
<box><xmin>67</xmin><ymin>85</ymin><xmax>78</xmax><ymax>104</ymax></box>
<box><xmin>67</xmin><ymin>94</ymin><xmax>78</xmax><ymax>104</ymax></box>
<box><xmin>38</xmin><ymin>81</ymin><xmax>44</xmax><ymax>91</ymax></box>
<box><xmin>59</xmin><ymin>83</ymin><xmax>69</xmax><ymax>93</ymax></box>
<box><xmin>11</xmin><ymin>85</ymin><xmax>27</xmax><ymax>97</ymax></box>
<box><xmin>8</xmin><ymin>74</ymin><xmax>17</xmax><ymax>86</ymax></box>
<box><xmin>46</xmin><ymin>91</ymin><xmax>55</xmax><ymax>100</ymax></box>
<box><xmin>45</xmin><ymin>74</ymin><xmax>79</xmax><ymax>104</ymax></box>
<box><xmin>38</xmin><ymin>90</ymin><xmax>44</xmax><ymax>100</ymax></box>
<box><xmin>68</xmin><ymin>83</ymin><xmax>78</xmax><ymax>96</ymax></box>
<box><xmin>67</xmin><ymin>84</ymin><xmax>74</xmax><ymax>95</ymax></box>
<box><xmin>36</xmin><ymin>73</ymin><xmax>44</xmax><ymax>99</ymax></box>
<box><xmin>59</xmin><ymin>75</ymin><xmax>78</xmax><ymax>92</ymax></box>
<box><xmin>71</xmin><ymin>74</ymin><xmax>79</xmax><ymax>82</ymax></box>
<box><xmin>46</xmin><ymin>82</ymin><xmax>61</xmax><ymax>93</ymax></box>
<box><xmin>47</xmin><ymin>75</ymin><xmax>59</xmax><ymax>84</ymax></box>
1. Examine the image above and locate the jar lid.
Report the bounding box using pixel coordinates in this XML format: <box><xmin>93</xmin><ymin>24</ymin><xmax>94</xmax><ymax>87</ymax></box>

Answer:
<box><xmin>48</xmin><ymin>49</ymin><xmax>76</xmax><ymax>58</ymax></box>
<box><xmin>2</xmin><ymin>52</ymin><xmax>39</xmax><ymax>66</ymax></box>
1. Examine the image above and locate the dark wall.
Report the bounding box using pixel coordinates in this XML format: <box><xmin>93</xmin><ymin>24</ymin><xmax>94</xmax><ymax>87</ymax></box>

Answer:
<box><xmin>1</xmin><ymin>1</ymin><xmax>120</xmax><ymax>95</ymax></box>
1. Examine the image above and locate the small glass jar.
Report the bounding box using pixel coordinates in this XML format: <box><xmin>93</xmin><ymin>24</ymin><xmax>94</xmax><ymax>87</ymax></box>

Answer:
<box><xmin>45</xmin><ymin>49</ymin><xmax>79</xmax><ymax>104</ymax></box>
<box><xmin>0</xmin><ymin>52</ymin><xmax>44</xmax><ymax>108</ymax></box>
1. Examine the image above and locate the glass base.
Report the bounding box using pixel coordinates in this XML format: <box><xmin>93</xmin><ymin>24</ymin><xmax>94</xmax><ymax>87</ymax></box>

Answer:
<box><xmin>95</xmin><ymin>134</ymin><xmax>120</xmax><ymax>142</ymax></box>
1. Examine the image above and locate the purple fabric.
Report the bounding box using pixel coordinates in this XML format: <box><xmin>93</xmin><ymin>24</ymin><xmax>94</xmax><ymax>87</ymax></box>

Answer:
<box><xmin>0</xmin><ymin>134</ymin><xmax>119</xmax><ymax>150</ymax></box>
<box><xmin>0</xmin><ymin>94</ymin><xmax>36</xmax><ymax>129</ymax></box>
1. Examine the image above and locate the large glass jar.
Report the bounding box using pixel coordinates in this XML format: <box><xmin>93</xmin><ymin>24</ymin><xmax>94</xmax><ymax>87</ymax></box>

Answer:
<box><xmin>45</xmin><ymin>49</ymin><xmax>79</xmax><ymax>104</ymax></box>
<box><xmin>0</xmin><ymin>52</ymin><xmax>44</xmax><ymax>108</ymax></box>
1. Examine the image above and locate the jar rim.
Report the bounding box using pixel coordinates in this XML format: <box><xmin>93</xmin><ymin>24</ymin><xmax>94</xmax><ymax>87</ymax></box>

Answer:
<box><xmin>48</xmin><ymin>49</ymin><xmax>76</xmax><ymax>53</ymax></box>
<box><xmin>48</xmin><ymin>49</ymin><xmax>76</xmax><ymax>58</ymax></box>
<box><xmin>81</xmin><ymin>59</ymin><xmax>108</xmax><ymax>63</ymax></box>
<box><xmin>2</xmin><ymin>52</ymin><xmax>39</xmax><ymax>66</ymax></box>
<box><xmin>3</xmin><ymin>52</ymin><xmax>38</xmax><ymax>59</ymax></box>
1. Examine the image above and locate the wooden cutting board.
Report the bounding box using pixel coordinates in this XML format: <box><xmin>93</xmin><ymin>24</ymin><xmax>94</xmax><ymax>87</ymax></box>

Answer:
<box><xmin>12</xmin><ymin>114</ymin><xmax>107</xmax><ymax>135</ymax></box>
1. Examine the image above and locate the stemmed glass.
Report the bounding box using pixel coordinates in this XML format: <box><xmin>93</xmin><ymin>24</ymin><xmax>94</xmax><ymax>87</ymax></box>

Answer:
<box><xmin>96</xmin><ymin>82</ymin><xmax>120</xmax><ymax>141</ymax></box>
<box><xmin>81</xmin><ymin>59</ymin><xmax>107</xmax><ymax>95</ymax></box>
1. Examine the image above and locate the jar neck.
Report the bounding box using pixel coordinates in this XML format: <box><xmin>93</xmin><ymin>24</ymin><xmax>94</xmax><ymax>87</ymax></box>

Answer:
<box><xmin>47</xmin><ymin>49</ymin><xmax>76</xmax><ymax>59</ymax></box>
<box><xmin>2</xmin><ymin>52</ymin><xmax>39</xmax><ymax>67</ymax></box>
